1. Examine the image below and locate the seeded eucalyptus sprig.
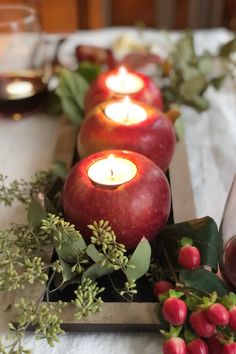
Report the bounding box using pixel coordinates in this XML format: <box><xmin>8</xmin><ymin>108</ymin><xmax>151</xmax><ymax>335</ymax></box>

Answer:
<box><xmin>72</xmin><ymin>277</ymin><xmax>105</xmax><ymax>319</ymax></box>
<box><xmin>0</xmin><ymin>171</ymin><xmax>55</xmax><ymax>207</ymax></box>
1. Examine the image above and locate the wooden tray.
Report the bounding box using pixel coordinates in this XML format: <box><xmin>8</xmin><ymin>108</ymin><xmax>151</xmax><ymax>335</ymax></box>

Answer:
<box><xmin>1</xmin><ymin>116</ymin><xmax>196</xmax><ymax>332</ymax></box>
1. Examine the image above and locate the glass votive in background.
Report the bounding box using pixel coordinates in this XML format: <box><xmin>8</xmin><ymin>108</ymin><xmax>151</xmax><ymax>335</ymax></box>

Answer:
<box><xmin>0</xmin><ymin>4</ymin><xmax>48</xmax><ymax>119</ymax></box>
<box><xmin>220</xmin><ymin>175</ymin><xmax>236</xmax><ymax>290</ymax></box>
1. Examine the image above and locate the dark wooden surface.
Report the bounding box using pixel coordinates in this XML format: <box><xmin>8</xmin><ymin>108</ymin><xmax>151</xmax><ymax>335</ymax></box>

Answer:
<box><xmin>1</xmin><ymin>0</ymin><xmax>236</xmax><ymax>32</ymax></box>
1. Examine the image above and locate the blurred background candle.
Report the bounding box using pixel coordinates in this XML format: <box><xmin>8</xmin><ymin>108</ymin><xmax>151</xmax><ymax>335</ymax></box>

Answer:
<box><xmin>63</xmin><ymin>150</ymin><xmax>171</xmax><ymax>249</ymax></box>
<box><xmin>105</xmin><ymin>66</ymin><xmax>144</xmax><ymax>94</ymax></box>
<box><xmin>78</xmin><ymin>98</ymin><xmax>176</xmax><ymax>171</ymax></box>
<box><xmin>84</xmin><ymin>66</ymin><xmax>163</xmax><ymax>114</ymax></box>
<box><xmin>104</xmin><ymin>96</ymin><xmax>147</xmax><ymax>124</ymax></box>
<box><xmin>0</xmin><ymin>4</ymin><xmax>48</xmax><ymax>118</ymax></box>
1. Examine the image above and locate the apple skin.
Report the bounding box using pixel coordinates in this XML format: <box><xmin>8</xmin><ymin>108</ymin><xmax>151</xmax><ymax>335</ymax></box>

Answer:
<box><xmin>78</xmin><ymin>99</ymin><xmax>176</xmax><ymax>172</ymax></box>
<box><xmin>84</xmin><ymin>68</ymin><xmax>163</xmax><ymax>114</ymax></box>
<box><xmin>62</xmin><ymin>150</ymin><xmax>171</xmax><ymax>250</ymax></box>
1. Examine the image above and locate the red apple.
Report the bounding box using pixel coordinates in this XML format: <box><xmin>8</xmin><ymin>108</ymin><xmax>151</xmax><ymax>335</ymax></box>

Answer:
<box><xmin>62</xmin><ymin>150</ymin><xmax>171</xmax><ymax>250</ymax></box>
<box><xmin>78</xmin><ymin>99</ymin><xmax>176</xmax><ymax>171</ymax></box>
<box><xmin>84</xmin><ymin>67</ymin><xmax>163</xmax><ymax>114</ymax></box>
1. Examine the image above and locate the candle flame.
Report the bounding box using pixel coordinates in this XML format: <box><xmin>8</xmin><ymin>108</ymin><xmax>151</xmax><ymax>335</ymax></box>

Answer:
<box><xmin>118</xmin><ymin>66</ymin><xmax>127</xmax><ymax>78</ymax></box>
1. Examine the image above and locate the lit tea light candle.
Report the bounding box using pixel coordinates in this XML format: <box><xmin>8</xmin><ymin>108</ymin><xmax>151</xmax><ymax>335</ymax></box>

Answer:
<box><xmin>87</xmin><ymin>154</ymin><xmax>137</xmax><ymax>187</ymax></box>
<box><xmin>6</xmin><ymin>80</ymin><xmax>34</xmax><ymax>99</ymax></box>
<box><xmin>105</xmin><ymin>66</ymin><xmax>144</xmax><ymax>94</ymax></box>
<box><xmin>85</xmin><ymin>67</ymin><xmax>163</xmax><ymax>114</ymax></box>
<box><xmin>104</xmin><ymin>96</ymin><xmax>147</xmax><ymax>125</ymax></box>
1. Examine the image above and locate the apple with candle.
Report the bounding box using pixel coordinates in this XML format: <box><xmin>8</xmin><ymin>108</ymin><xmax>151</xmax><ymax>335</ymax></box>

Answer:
<box><xmin>62</xmin><ymin>150</ymin><xmax>171</xmax><ymax>250</ymax></box>
<box><xmin>84</xmin><ymin>66</ymin><xmax>163</xmax><ymax>114</ymax></box>
<box><xmin>78</xmin><ymin>97</ymin><xmax>176</xmax><ymax>171</ymax></box>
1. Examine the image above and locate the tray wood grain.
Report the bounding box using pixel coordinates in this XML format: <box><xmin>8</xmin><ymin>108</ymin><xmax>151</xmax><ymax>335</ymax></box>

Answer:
<box><xmin>0</xmin><ymin>116</ymin><xmax>196</xmax><ymax>332</ymax></box>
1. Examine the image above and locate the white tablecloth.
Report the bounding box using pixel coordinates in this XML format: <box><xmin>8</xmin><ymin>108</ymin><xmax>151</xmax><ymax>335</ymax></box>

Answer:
<box><xmin>0</xmin><ymin>28</ymin><xmax>236</xmax><ymax>354</ymax></box>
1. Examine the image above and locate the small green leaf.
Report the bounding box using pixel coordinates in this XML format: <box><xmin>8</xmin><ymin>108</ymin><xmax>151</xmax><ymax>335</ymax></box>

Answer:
<box><xmin>184</xmin><ymin>327</ymin><xmax>196</xmax><ymax>342</ymax></box>
<box><xmin>86</xmin><ymin>244</ymin><xmax>105</xmax><ymax>263</ymax></box>
<box><xmin>180</xmin><ymin>75</ymin><xmax>207</xmax><ymax>100</ymax></box>
<box><xmin>186</xmin><ymin>296</ymin><xmax>199</xmax><ymax>311</ymax></box>
<box><xmin>44</xmin><ymin>196</ymin><xmax>57</xmax><ymax>214</ymax></box>
<box><xmin>51</xmin><ymin>160</ymin><xmax>67</xmax><ymax>180</ymax></box>
<box><xmin>186</xmin><ymin>95</ymin><xmax>209</xmax><ymax>112</ymax></box>
<box><xmin>180</xmin><ymin>237</ymin><xmax>193</xmax><ymax>247</ymax></box>
<box><xmin>198</xmin><ymin>55</ymin><xmax>213</xmax><ymax>76</ymax></box>
<box><xmin>219</xmin><ymin>38</ymin><xmax>236</xmax><ymax>57</ymax></box>
<box><xmin>174</xmin><ymin>117</ymin><xmax>184</xmax><ymax>141</ymax></box>
<box><xmin>82</xmin><ymin>263</ymin><xmax>113</xmax><ymax>281</ymax></box>
<box><xmin>180</xmin><ymin>269</ymin><xmax>229</xmax><ymax>297</ymax></box>
<box><xmin>59</xmin><ymin>257</ymin><xmax>77</xmax><ymax>284</ymax></box>
<box><xmin>56</xmin><ymin>231</ymin><xmax>87</xmax><ymax>262</ymax></box>
<box><xmin>126</xmin><ymin>238</ymin><xmax>151</xmax><ymax>281</ymax></box>
<box><xmin>27</xmin><ymin>196</ymin><xmax>46</xmax><ymax>227</ymax></box>
<box><xmin>77</xmin><ymin>62</ymin><xmax>101</xmax><ymax>83</ymax></box>
<box><xmin>211</xmin><ymin>76</ymin><xmax>225</xmax><ymax>90</ymax></box>
<box><xmin>56</xmin><ymin>68</ymin><xmax>89</xmax><ymax>125</ymax></box>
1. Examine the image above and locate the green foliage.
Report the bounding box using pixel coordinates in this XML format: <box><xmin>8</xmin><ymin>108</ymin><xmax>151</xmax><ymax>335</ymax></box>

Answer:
<box><xmin>126</xmin><ymin>238</ymin><xmax>151</xmax><ymax>281</ymax></box>
<box><xmin>179</xmin><ymin>268</ymin><xmax>229</xmax><ymax>297</ymax></box>
<box><xmin>72</xmin><ymin>277</ymin><xmax>104</xmax><ymax>319</ymax></box>
<box><xmin>27</xmin><ymin>196</ymin><xmax>47</xmax><ymax>227</ymax></box>
<box><xmin>159</xmin><ymin>32</ymin><xmax>226</xmax><ymax>112</ymax></box>
<box><xmin>158</xmin><ymin>216</ymin><xmax>222</xmax><ymax>272</ymax></box>
<box><xmin>56</xmin><ymin>68</ymin><xmax>88</xmax><ymax>125</ymax></box>
<box><xmin>77</xmin><ymin>61</ymin><xmax>101</xmax><ymax>83</ymax></box>
<box><xmin>0</xmin><ymin>171</ymin><xmax>54</xmax><ymax>207</ymax></box>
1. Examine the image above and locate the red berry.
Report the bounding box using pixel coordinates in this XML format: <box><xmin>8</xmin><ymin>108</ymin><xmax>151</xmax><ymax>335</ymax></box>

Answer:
<box><xmin>187</xmin><ymin>338</ymin><xmax>209</xmax><ymax>354</ymax></box>
<box><xmin>206</xmin><ymin>303</ymin><xmax>229</xmax><ymax>325</ymax></box>
<box><xmin>189</xmin><ymin>309</ymin><xmax>216</xmax><ymax>337</ymax></box>
<box><xmin>229</xmin><ymin>307</ymin><xmax>236</xmax><ymax>331</ymax></box>
<box><xmin>207</xmin><ymin>335</ymin><xmax>224</xmax><ymax>354</ymax></box>
<box><xmin>162</xmin><ymin>297</ymin><xmax>187</xmax><ymax>325</ymax></box>
<box><xmin>153</xmin><ymin>280</ymin><xmax>174</xmax><ymax>298</ymax></box>
<box><xmin>222</xmin><ymin>342</ymin><xmax>236</xmax><ymax>354</ymax></box>
<box><xmin>163</xmin><ymin>337</ymin><xmax>187</xmax><ymax>354</ymax></box>
<box><xmin>178</xmin><ymin>245</ymin><xmax>201</xmax><ymax>269</ymax></box>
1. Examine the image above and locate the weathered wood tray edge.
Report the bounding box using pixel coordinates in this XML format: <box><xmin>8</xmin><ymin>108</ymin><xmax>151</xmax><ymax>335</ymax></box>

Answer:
<box><xmin>1</xmin><ymin>116</ymin><xmax>196</xmax><ymax>332</ymax></box>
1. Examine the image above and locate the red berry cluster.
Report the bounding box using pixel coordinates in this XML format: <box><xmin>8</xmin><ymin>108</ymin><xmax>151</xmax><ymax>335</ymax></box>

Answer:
<box><xmin>159</xmin><ymin>290</ymin><xmax>236</xmax><ymax>354</ymax></box>
<box><xmin>152</xmin><ymin>238</ymin><xmax>236</xmax><ymax>354</ymax></box>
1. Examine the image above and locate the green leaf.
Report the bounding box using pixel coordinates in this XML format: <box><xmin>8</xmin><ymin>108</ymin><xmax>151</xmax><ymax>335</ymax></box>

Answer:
<box><xmin>175</xmin><ymin>32</ymin><xmax>195</xmax><ymax>64</ymax></box>
<box><xmin>59</xmin><ymin>257</ymin><xmax>77</xmax><ymax>285</ymax></box>
<box><xmin>186</xmin><ymin>95</ymin><xmax>209</xmax><ymax>112</ymax></box>
<box><xmin>174</xmin><ymin>117</ymin><xmax>185</xmax><ymax>141</ymax></box>
<box><xmin>198</xmin><ymin>55</ymin><xmax>213</xmax><ymax>76</ymax></box>
<box><xmin>219</xmin><ymin>38</ymin><xmax>236</xmax><ymax>57</ymax></box>
<box><xmin>27</xmin><ymin>196</ymin><xmax>46</xmax><ymax>227</ymax></box>
<box><xmin>77</xmin><ymin>62</ymin><xmax>101</xmax><ymax>84</ymax></box>
<box><xmin>179</xmin><ymin>269</ymin><xmax>229</xmax><ymax>297</ymax></box>
<box><xmin>158</xmin><ymin>216</ymin><xmax>222</xmax><ymax>272</ymax></box>
<box><xmin>56</xmin><ymin>231</ymin><xmax>87</xmax><ymax>263</ymax></box>
<box><xmin>126</xmin><ymin>238</ymin><xmax>151</xmax><ymax>281</ymax></box>
<box><xmin>82</xmin><ymin>263</ymin><xmax>113</xmax><ymax>281</ymax></box>
<box><xmin>179</xmin><ymin>75</ymin><xmax>207</xmax><ymax>100</ymax></box>
<box><xmin>56</xmin><ymin>69</ymin><xmax>89</xmax><ymax>125</ymax></box>
<box><xmin>44</xmin><ymin>196</ymin><xmax>57</xmax><ymax>214</ymax></box>
<box><xmin>86</xmin><ymin>244</ymin><xmax>105</xmax><ymax>263</ymax></box>
<box><xmin>51</xmin><ymin>160</ymin><xmax>67</xmax><ymax>180</ymax></box>
<box><xmin>211</xmin><ymin>76</ymin><xmax>225</xmax><ymax>90</ymax></box>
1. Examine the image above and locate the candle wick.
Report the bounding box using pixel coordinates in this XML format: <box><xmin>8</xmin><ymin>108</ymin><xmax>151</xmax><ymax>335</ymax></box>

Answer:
<box><xmin>110</xmin><ymin>169</ymin><xmax>114</xmax><ymax>180</ymax></box>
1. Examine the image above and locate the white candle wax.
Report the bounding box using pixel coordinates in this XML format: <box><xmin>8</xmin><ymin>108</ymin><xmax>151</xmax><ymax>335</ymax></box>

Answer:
<box><xmin>6</xmin><ymin>80</ymin><xmax>33</xmax><ymax>99</ymax></box>
<box><xmin>105</xmin><ymin>67</ymin><xmax>144</xmax><ymax>94</ymax></box>
<box><xmin>104</xmin><ymin>96</ymin><xmax>147</xmax><ymax>125</ymax></box>
<box><xmin>87</xmin><ymin>154</ymin><xmax>137</xmax><ymax>187</ymax></box>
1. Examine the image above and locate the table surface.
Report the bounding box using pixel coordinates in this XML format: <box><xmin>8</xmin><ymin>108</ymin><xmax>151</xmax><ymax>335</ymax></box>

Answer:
<box><xmin>0</xmin><ymin>27</ymin><xmax>236</xmax><ymax>354</ymax></box>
